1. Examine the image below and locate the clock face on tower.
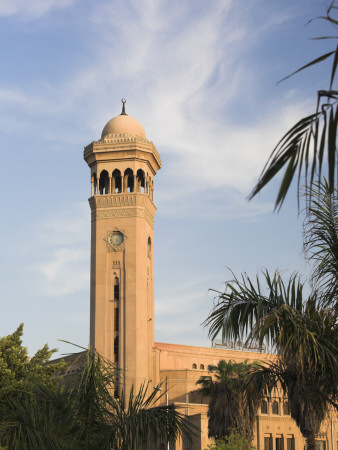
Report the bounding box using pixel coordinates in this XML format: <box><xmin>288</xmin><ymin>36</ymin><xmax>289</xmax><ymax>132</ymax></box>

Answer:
<box><xmin>109</xmin><ymin>231</ymin><xmax>124</xmax><ymax>247</ymax></box>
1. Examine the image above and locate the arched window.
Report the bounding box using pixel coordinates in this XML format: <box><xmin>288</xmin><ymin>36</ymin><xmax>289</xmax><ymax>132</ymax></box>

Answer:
<box><xmin>261</xmin><ymin>400</ymin><xmax>268</xmax><ymax>414</ymax></box>
<box><xmin>124</xmin><ymin>168</ymin><xmax>134</xmax><ymax>192</ymax></box>
<box><xmin>283</xmin><ymin>401</ymin><xmax>290</xmax><ymax>415</ymax></box>
<box><xmin>192</xmin><ymin>363</ymin><xmax>197</xmax><ymax>369</ymax></box>
<box><xmin>147</xmin><ymin>237</ymin><xmax>151</xmax><ymax>257</ymax></box>
<box><xmin>200</xmin><ymin>364</ymin><xmax>204</xmax><ymax>370</ymax></box>
<box><xmin>272</xmin><ymin>400</ymin><xmax>279</xmax><ymax>414</ymax></box>
<box><xmin>137</xmin><ymin>169</ymin><xmax>145</xmax><ymax>193</ymax></box>
<box><xmin>99</xmin><ymin>170</ymin><xmax>109</xmax><ymax>195</ymax></box>
<box><xmin>207</xmin><ymin>365</ymin><xmax>212</xmax><ymax>371</ymax></box>
<box><xmin>112</xmin><ymin>169</ymin><xmax>122</xmax><ymax>193</ymax></box>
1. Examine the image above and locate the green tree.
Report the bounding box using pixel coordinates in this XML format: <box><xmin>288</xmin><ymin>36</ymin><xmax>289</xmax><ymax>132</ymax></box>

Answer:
<box><xmin>0</xmin><ymin>349</ymin><xmax>196</xmax><ymax>449</ymax></box>
<box><xmin>205</xmin><ymin>431</ymin><xmax>256</xmax><ymax>450</ymax></box>
<box><xmin>248</xmin><ymin>2</ymin><xmax>338</xmax><ymax>209</ymax></box>
<box><xmin>196</xmin><ymin>360</ymin><xmax>259</xmax><ymax>441</ymax></box>
<box><xmin>0</xmin><ymin>323</ymin><xmax>66</xmax><ymax>396</ymax></box>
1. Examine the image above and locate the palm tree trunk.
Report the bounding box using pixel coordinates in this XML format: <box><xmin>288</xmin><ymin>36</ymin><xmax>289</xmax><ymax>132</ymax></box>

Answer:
<box><xmin>305</xmin><ymin>433</ymin><xmax>316</xmax><ymax>450</ymax></box>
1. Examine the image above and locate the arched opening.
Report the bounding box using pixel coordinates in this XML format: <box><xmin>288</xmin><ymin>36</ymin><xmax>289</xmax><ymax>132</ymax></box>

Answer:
<box><xmin>136</xmin><ymin>169</ymin><xmax>145</xmax><ymax>193</ymax></box>
<box><xmin>114</xmin><ymin>277</ymin><xmax>119</xmax><ymax>301</ymax></box>
<box><xmin>99</xmin><ymin>170</ymin><xmax>109</xmax><ymax>195</ymax></box>
<box><xmin>124</xmin><ymin>168</ymin><xmax>134</xmax><ymax>193</ymax></box>
<box><xmin>112</xmin><ymin>169</ymin><xmax>122</xmax><ymax>193</ymax></box>
<box><xmin>192</xmin><ymin>363</ymin><xmax>197</xmax><ymax>369</ymax></box>
<box><xmin>147</xmin><ymin>237</ymin><xmax>151</xmax><ymax>257</ymax></box>
<box><xmin>200</xmin><ymin>364</ymin><xmax>204</xmax><ymax>370</ymax></box>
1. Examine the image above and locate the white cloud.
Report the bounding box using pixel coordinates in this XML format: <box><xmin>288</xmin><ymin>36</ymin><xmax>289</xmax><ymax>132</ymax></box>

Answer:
<box><xmin>0</xmin><ymin>0</ymin><xmax>315</xmax><ymax>213</ymax></box>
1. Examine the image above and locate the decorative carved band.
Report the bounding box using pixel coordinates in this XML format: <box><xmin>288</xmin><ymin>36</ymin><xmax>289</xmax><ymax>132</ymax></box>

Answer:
<box><xmin>95</xmin><ymin>194</ymin><xmax>143</xmax><ymax>208</ymax></box>
<box><xmin>92</xmin><ymin>207</ymin><xmax>154</xmax><ymax>228</ymax></box>
<box><xmin>100</xmin><ymin>133</ymin><xmax>152</xmax><ymax>145</ymax></box>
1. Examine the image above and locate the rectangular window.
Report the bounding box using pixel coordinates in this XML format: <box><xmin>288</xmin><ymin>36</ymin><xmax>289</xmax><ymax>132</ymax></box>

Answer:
<box><xmin>114</xmin><ymin>308</ymin><xmax>119</xmax><ymax>331</ymax></box>
<box><xmin>114</xmin><ymin>284</ymin><xmax>119</xmax><ymax>301</ymax></box>
<box><xmin>272</xmin><ymin>400</ymin><xmax>279</xmax><ymax>414</ymax></box>
<box><xmin>114</xmin><ymin>336</ymin><xmax>119</xmax><ymax>356</ymax></box>
<box><xmin>315</xmin><ymin>442</ymin><xmax>326</xmax><ymax>450</ymax></box>
<box><xmin>276</xmin><ymin>436</ymin><xmax>284</xmax><ymax>450</ymax></box>
<box><xmin>261</xmin><ymin>400</ymin><xmax>268</xmax><ymax>414</ymax></box>
<box><xmin>264</xmin><ymin>435</ymin><xmax>273</xmax><ymax>450</ymax></box>
<box><xmin>287</xmin><ymin>436</ymin><xmax>295</xmax><ymax>450</ymax></box>
<box><xmin>283</xmin><ymin>401</ymin><xmax>290</xmax><ymax>415</ymax></box>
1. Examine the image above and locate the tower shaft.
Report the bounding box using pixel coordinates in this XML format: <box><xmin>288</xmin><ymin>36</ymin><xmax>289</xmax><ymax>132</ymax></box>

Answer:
<box><xmin>84</xmin><ymin>119</ymin><xmax>161</xmax><ymax>394</ymax></box>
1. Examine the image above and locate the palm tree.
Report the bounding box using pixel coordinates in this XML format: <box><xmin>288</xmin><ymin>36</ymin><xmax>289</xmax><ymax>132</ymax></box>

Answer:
<box><xmin>204</xmin><ymin>272</ymin><xmax>337</xmax><ymax>450</ymax></box>
<box><xmin>204</xmin><ymin>182</ymin><xmax>338</xmax><ymax>449</ymax></box>
<box><xmin>248</xmin><ymin>2</ymin><xmax>338</xmax><ymax>210</ymax></box>
<box><xmin>0</xmin><ymin>350</ymin><xmax>195</xmax><ymax>449</ymax></box>
<box><xmin>196</xmin><ymin>359</ymin><xmax>259</xmax><ymax>441</ymax></box>
<box><xmin>246</xmin><ymin>345</ymin><xmax>337</xmax><ymax>450</ymax></box>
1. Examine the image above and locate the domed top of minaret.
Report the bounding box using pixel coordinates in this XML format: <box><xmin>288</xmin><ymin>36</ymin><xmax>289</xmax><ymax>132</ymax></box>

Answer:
<box><xmin>101</xmin><ymin>99</ymin><xmax>146</xmax><ymax>139</ymax></box>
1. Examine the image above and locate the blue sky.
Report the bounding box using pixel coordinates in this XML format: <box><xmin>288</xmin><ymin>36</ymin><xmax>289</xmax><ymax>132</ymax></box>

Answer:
<box><xmin>0</xmin><ymin>0</ymin><xmax>333</xmax><ymax>357</ymax></box>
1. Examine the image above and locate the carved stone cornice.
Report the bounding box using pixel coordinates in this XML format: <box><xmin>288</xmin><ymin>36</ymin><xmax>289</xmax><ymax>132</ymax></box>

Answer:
<box><xmin>89</xmin><ymin>193</ymin><xmax>156</xmax><ymax>213</ymax></box>
<box><xmin>258</xmin><ymin>415</ymin><xmax>293</xmax><ymax>422</ymax></box>
<box><xmin>83</xmin><ymin>133</ymin><xmax>161</xmax><ymax>169</ymax></box>
<box><xmin>91</xmin><ymin>207</ymin><xmax>154</xmax><ymax>228</ymax></box>
<box><xmin>100</xmin><ymin>133</ymin><xmax>152</xmax><ymax>145</ymax></box>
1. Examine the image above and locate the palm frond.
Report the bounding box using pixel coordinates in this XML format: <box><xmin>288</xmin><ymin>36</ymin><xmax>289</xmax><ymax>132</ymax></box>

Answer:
<box><xmin>204</xmin><ymin>270</ymin><xmax>304</xmax><ymax>349</ymax></box>
<box><xmin>303</xmin><ymin>180</ymin><xmax>338</xmax><ymax>307</ymax></box>
<box><xmin>248</xmin><ymin>3</ymin><xmax>338</xmax><ymax>210</ymax></box>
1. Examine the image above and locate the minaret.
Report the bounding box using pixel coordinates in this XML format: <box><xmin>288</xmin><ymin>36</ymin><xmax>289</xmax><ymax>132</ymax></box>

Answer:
<box><xmin>83</xmin><ymin>100</ymin><xmax>161</xmax><ymax>394</ymax></box>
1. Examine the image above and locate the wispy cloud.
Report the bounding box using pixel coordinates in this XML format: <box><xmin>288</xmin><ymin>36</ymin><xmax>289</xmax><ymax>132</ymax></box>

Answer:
<box><xmin>0</xmin><ymin>0</ymin><xmax>76</xmax><ymax>19</ymax></box>
<box><xmin>0</xmin><ymin>0</ymin><xmax>312</xmax><ymax>213</ymax></box>
<box><xmin>29</xmin><ymin>203</ymin><xmax>90</xmax><ymax>297</ymax></box>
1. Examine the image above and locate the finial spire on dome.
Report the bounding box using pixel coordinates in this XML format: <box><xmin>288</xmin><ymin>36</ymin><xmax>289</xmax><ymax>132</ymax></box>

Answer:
<box><xmin>120</xmin><ymin>98</ymin><xmax>127</xmax><ymax>115</ymax></box>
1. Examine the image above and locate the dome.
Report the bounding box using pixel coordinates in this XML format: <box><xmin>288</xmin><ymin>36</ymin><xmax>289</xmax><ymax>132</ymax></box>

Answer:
<box><xmin>101</xmin><ymin>114</ymin><xmax>146</xmax><ymax>139</ymax></box>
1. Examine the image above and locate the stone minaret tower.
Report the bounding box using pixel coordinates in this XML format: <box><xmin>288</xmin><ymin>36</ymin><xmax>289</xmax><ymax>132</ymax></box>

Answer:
<box><xmin>83</xmin><ymin>100</ymin><xmax>161</xmax><ymax>394</ymax></box>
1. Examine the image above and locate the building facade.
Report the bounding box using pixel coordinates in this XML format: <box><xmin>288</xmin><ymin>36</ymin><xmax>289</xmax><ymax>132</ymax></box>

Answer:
<box><xmin>83</xmin><ymin>103</ymin><xmax>337</xmax><ymax>450</ymax></box>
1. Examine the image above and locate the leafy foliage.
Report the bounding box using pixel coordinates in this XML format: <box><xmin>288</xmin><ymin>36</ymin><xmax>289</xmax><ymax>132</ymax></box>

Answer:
<box><xmin>249</xmin><ymin>2</ymin><xmax>338</xmax><ymax>210</ymax></box>
<box><xmin>0</xmin><ymin>323</ymin><xmax>66</xmax><ymax>395</ymax></box>
<box><xmin>0</xmin><ymin>348</ymin><xmax>196</xmax><ymax>449</ymax></box>
<box><xmin>205</xmin><ymin>431</ymin><xmax>256</xmax><ymax>450</ymax></box>
<box><xmin>196</xmin><ymin>360</ymin><xmax>259</xmax><ymax>440</ymax></box>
